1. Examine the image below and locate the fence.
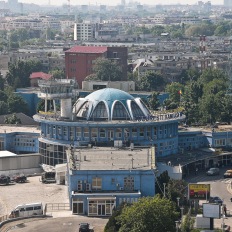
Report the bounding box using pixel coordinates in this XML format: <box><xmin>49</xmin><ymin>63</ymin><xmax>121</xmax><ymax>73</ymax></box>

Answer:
<box><xmin>44</xmin><ymin>203</ymin><xmax>70</xmax><ymax>214</ymax></box>
<box><xmin>0</xmin><ymin>215</ymin><xmax>8</xmax><ymax>223</ymax></box>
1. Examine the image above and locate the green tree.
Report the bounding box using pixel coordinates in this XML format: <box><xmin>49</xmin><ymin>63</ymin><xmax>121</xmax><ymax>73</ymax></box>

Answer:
<box><xmin>155</xmin><ymin>170</ymin><xmax>170</xmax><ymax>196</ymax></box>
<box><xmin>148</xmin><ymin>92</ymin><xmax>160</xmax><ymax>110</ymax></box>
<box><xmin>116</xmin><ymin>196</ymin><xmax>179</xmax><ymax>232</ymax></box>
<box><xmin>4</xmin><ymin>113</ymin><xmax>21</xmax><ymax>124</ymax></box>
<box><xmin>0</xmin><ymin>73</ymin><xmax>4</xmax><ymax>90</ymax></box>
<box><xmin>139</xmin><ymin>71</ymin><xmax>166</xmax><ymax>92</ymax></box>
<box><xmin>49</xmin><ymin>69</ymin><xmax>65</xmax><ymax>79</ymax></box>
<box><xmin>0</xmin><ymin>101</ymin><xmax>8</xmax><ymax>115</ymax></box>
<box><xmin>85</xmin><ymin>58</ymin><xmax>123</xmax><ymax>81</ymax></box>
<box><xmin>8</xmin><ymin>94</ymin><xmax>28</xmax><ymax>114</ymax></box>
<box><xmin>166</xmin><ymin>179</ymin><xmax>188</xmax><ymax>204</ymax></box>
<box><xmin>6</xmin><ymin>60</ymin><xmax>43</xmax><ymax>89</ymax></box>
<box><xmin>0</xmin><ymin>90</ymin><xmax>7</xmax><ymax>102</ymax></box>
<box><xmin>104</xmin><ymin>203</ymin><xmax>130</xmax><ymax>232</ymax></box>
<box><xmin>165</xmin><ymin>82</ymin><xmax>184</xmax><ymax>108</ymax></box>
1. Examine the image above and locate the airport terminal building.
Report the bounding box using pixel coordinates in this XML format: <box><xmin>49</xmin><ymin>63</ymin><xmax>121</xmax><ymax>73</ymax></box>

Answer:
<box><xmin>33</xmin><ymin>79</ymin><xmax>185</xmax><ymax>166</ymax></box>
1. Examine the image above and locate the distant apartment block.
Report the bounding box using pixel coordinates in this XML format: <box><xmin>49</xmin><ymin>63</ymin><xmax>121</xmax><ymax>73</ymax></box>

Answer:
<box><xmin>74</xmin><ymin>22</ymin><xmax>95</xmax><ymax>41</ymax></box>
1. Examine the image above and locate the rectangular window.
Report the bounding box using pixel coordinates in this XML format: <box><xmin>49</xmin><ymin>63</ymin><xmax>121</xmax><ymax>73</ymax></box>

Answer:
<box><xmin>116</xmin><ymin>128</ymin><xmax>122</xmax><ymax>138</ymax></box>
<box><xmin>124</xmin><ymin>177</ymin><xmax>134</xmax><ymax>191</ymax></box>
<box><xmin>100</xmin><ymin>128</ymin><xmax>106</xmax><ymax>138</ymax></box>
<box><xmin>132</xmin><ymin>128</ymin><xmax>137</xmax><ymax>138</ymax></box>
<box><xmin>139</xmin><ymin>127</ymin><xmax>144</xmax><ymax>137</ymax></box>
<box><xmin>91</xmin><ymin>128</ymin><xmax>98</xmax><ymax>138</ymax></box>
<box><xmin>92</xmin><ymin>177</ymin><xmax>102</xmax><ymax>190</ymax></box>
<box><xmin>84</xmin><ymin>128</ymin><xmax>89</xmax><ymax>138</ymax></box>
<box><xmin>63</xmin><ymin>127</ymin><xmax>67</xmax><ymax>136</ymax></box>
<box><xmin>76</xmin><ymin>127</ymin><xmax>81</xmax><ymax>138</ymax></box>
<box><xmin>70</xmin><ymin>127</ymin><xmax>74</xmax><ymax>139</ymax></box>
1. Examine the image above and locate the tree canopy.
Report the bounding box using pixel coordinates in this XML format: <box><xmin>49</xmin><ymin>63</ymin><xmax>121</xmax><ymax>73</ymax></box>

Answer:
<box><xmin>85</xmin><ymin>58</ymin><xmax>123</xmax><ymax>82</ymax></box>
<box><xmin>113</xmin><ymin>196</ymin><xmax>179</xmax><ymax>232</ymax></box>
<box><xmin>6</xmin><ymin>60</ymin><xmax>43</xmax><ymax>89</ymax></box>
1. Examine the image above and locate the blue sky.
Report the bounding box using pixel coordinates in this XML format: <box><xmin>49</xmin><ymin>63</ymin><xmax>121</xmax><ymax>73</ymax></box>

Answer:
<box><xmin>20</xmin><ymin>0</ymin><xmax>223</xmax><ymax>6</ymax></box>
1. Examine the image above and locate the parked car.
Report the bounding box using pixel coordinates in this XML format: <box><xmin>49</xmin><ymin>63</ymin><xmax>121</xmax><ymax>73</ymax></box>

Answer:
<box><xmin>224</xmin><ymin>170</ymin><xmax>232</xmax><ymax>178</ymax></box>
<box><xmin>79</xmin><ymin>223</ymin><xmax>90</xmax><ymax>232</ymax></box>
<box><xmin>206</xmin><ymin>168</ymin><xmax>220</xmax><ymax>176</ymax></box>
<box><xmin>12</xmin><ymin>174</ymin><xmax>27</xmax><ymax>183</ymax></box>
<box><xmin>0</xmin><ymin>175</ymin><xmax>11</xmax><ymax>185</ymax></box>
<box><xmin>209</xmin><ymin>196</ymin><xmax>223</xmax><ymax>205</ymax></box>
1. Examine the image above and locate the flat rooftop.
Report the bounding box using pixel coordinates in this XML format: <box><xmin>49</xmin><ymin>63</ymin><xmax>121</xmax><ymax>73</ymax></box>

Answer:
<box><xmin>0</xmin><ymin>125</ymin><xmax>40</xmax><ymax>134</ymax></box>
<box><xmin>67</xmin><ymin>147</ymin><xmax>152</xmax><ymax>171</ymax></box>
<box><xmin>179</xmin><ymin>125</ymin><xmax>232</xmax><ymax>133</ymax></box>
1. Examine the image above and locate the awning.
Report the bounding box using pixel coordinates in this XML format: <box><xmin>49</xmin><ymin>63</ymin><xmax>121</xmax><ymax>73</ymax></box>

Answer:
<box><xmin>87</xmin><ymin>197</ymin><xmax>116</xmax><ymax>201</ymax></box>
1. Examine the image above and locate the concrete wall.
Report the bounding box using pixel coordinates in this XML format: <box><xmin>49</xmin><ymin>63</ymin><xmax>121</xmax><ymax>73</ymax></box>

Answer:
<box><xmin>82</xmin><ymin>81</ymin><xmax>135</xmax><ymax>92</ymax></box>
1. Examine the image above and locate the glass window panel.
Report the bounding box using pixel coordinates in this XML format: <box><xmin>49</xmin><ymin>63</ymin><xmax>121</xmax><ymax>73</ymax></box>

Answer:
<box><xmin>116</xmin><ymin>128</ymin><xmax>122</xmax><ymax>138</ymax></box>
<box><xmin>91</xmin><ymin>128</ymin><xmax>98</xmax><ymax>138</ymax></box>
<box><xmin>76</xmin><ymin>127</ymin><xmax>81</xmax><ymax>137</ymax></box>
<box><xmin>131</xmin><ymin>101</ymin><xmax>145</xmax><ymax>119</ymax></box>
<box><xmin>100</xmin><ymin>128</ymin><xmax>106</xmax><ymax>138</ymax></box>
<box><xmin>90</xmin><ymin>102</ymin><xmax>108</xmax><ymax>120</ymax></box>
<box><xmin>92</xmin><ymin>177</ymin><xmax>102</xmax><ymax>190</ymax></box>
<box><xmin>112</xmin><ymin>101</ymin><xmax>130</xmax><ymax>120</ymax></box>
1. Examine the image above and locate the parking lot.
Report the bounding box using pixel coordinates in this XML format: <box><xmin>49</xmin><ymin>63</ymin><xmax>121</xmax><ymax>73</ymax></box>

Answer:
<box><xmin>0</xmin><ymin>176</ymin><xmax>108</xmax><ymax>232</ymax></box>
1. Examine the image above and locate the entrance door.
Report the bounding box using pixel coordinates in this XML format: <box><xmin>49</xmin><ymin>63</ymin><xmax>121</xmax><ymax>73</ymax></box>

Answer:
<box><xmin>73</xmin><ymin>202</ymin><xmax>84</xmax><ymax>214</ymax></box>
<box><xmin>108</xmin><ymin>129</ymin><xmax>114</xmax><ymax>141</ymax></box>
<box><xmin>98</xmin><ymin>204</ymin><xmax>106</xmax><ymax>216</ymax></box>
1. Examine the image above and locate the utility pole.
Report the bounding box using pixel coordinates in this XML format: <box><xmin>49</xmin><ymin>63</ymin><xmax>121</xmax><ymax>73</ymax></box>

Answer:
<box><xmin>163</xmin><ymin>183</ymin><xmax>166</xmax><ymax>197</ymax></box>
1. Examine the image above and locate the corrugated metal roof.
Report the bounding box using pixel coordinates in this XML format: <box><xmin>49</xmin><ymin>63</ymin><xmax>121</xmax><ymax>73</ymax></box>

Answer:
<box><xmin>65</xmin><ymin>46</ymin><xmax>108</xmax><ymax>54</ymax></box>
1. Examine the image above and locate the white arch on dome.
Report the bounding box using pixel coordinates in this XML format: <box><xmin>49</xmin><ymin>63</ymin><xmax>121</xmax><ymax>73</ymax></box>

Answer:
<box><xmin>88</xmin><ymin>100</ymin><xmax>110</xmax><ymax>121</ymax></box>
<box><xmin>127</xmin><ymin>100</ymin><xmax>146</xmax><ymax>120</ymax></box>
<box><xmin>126</xmin><ymin>99</ymin><xmax>134</xmax><ymax>120</ymax></box>
<box><xmin>134</xmin><ymin>98</ymin><xmax>150</xmax><ymax>117</ymax></box>
<box><xmin>72</xmin><ymin>98</ymin><xmax>86</xmax><ymax>114</ymax></box>
<box><xmin>111</xmin><ymin>100</ymin><xmax>132</xmax><ymax>121</ymax></box>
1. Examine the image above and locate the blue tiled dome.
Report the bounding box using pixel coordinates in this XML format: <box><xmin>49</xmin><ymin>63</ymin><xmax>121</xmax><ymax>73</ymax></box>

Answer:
<box><xmin>73</xmin><ymin>88</ymin><xmax>150</xmax><ymax>121</ymax></box>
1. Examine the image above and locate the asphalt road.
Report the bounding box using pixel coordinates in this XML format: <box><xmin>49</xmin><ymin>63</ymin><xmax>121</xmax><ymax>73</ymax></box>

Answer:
<box><xmin>185</xmin><ymin>167</ymin><xmax>232</xmax><ymax>229</ymax></box>
<box><xmin>5</xmin><ymin>216</ymin><xmax>108</xmax><ymax>232</ymax></box>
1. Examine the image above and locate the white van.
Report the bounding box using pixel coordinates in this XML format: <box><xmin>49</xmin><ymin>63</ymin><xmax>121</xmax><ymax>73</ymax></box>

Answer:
<box><xmin>9</xmin><ymin>203</ymin><xmax>43</xmax><ymax>218</ymax></box>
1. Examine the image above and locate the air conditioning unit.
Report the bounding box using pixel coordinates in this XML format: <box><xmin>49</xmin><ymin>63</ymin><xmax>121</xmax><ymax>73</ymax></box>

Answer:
<box><xmin>119</xmin><ymin>187</ymin><xmax>124</xmax><ymax>191</ymax></box>
<box><xmin>86</xmin><ymin>183</ymin><xmax>92</xmax><ymax>191</ymax></box>
<box><xmin>77</xmin><ymin>183</ymin><xmax>83</xmax><ymax>191</ymax></box>
<box><xmin>116</xmin><ymin>183</ymin><xmax>120</xmax><ymax>187</ymax></box>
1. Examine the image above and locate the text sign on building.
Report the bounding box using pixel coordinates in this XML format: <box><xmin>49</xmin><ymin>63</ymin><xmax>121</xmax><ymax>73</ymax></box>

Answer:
<box><xmin>188</xmin><ymin>184</ymin><xmax>210</xmax><ymax>200</ymax></box>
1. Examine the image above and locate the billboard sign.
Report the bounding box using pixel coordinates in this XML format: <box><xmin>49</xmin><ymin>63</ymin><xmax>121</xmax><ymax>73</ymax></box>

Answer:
<box><xmin>188</xmin><ymin>184</ymin><xmax>210</xmax><ymax>200</ymax></box>
<box><xmin>203</xmin><ymin>203</ymin><xmax>221</xmax><ymax>218</ymax></box>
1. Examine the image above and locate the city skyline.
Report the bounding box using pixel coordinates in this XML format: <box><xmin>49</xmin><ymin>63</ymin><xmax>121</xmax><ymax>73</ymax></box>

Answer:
<box><xmin>19</xmin><ymin>0</ymin><xmax>224</xmax><ymax>6</ymax></box>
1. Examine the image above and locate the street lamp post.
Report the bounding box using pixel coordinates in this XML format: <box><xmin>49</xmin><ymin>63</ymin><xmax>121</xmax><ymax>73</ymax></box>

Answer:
<box><xmin>163</xmin><ymin>183</ymin><xmax>166</xmax><ymax>197</ymax></box>
<box><xmin>177</xmin><ymin>197</ymin><xmax>180</xmax><ymax>207</ymax></box>
<box><xmin>180</xmin><ymin>207</ymin><xmax>184</xmax><ymax>223</ymax></box>
<box><xmin>175</xmin><ymin>220</ymin><xmax>180</xmax><ymax>232</ymax></box>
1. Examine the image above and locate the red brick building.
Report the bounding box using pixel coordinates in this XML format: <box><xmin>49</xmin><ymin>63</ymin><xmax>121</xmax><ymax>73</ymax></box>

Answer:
<box><xmin>65</xmin><ymin>46</ymin><xmax>127</xmax><ymax>88</ymax></box>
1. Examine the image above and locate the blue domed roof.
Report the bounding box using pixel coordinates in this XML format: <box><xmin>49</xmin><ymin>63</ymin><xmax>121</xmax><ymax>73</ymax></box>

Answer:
<box><xmin>85</xmin><ymin>88</ymin><xmax>134</xmax><ymax>102</ymax></box>
<box><xmin>73</xmin><ymin>88</ymin><xmax>150</xmax><ymax>121</ymax></box>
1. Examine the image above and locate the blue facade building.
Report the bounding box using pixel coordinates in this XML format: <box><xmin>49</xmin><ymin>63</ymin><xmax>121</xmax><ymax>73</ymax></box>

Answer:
<box><xmin>66</xmin><ymin>147</ymin><xmax>155</xmax><ymax>216</ymax></box>
<box><xmin>33</xmin><ymin>79</ymin><xmax>185</xmax><ymax>166</ymax></box>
